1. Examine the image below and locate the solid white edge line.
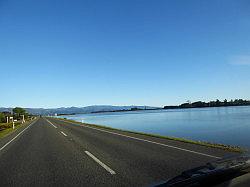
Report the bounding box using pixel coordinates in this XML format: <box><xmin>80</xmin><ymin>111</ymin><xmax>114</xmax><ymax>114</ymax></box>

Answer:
<box><xmin>60</xmin><ymin>131</ymin><xmax>67</xmax><ymax>136</ymax></box>
<box><xmin>46</xmin><ymin>119</ymin><xmax>57</xmax><ymax>128</ymax></box>
<box><xmin>55</xmin><ymin>118</ymin><xmax>221</xmax><ymax>159</ymax></box>
<box><xmin>85</xmin><ymin>151</ymin><xmax>116</xmax><ymax>175</ymax></box>
<box><xmin>0</xmin><ymin>120</ymin><xmax>37</xmax><ymax>151</ymax></box>
<box><xmin>82</xmin><ymin>125</ymin><xmax>221</xmax><ymax>159</ymax></box>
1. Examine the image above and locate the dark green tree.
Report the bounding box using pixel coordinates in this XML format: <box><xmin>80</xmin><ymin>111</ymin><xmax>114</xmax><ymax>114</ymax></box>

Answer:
<box><xmin>215</xmin><ymin>99</ymin><xmax>220</xmax><ymax>106</ymax></box>
<box><xmin>0</xmin><ymin>112</ymin><xmax>6</xmax><ymax>123</ymax></box>
<box><xmin>224</xmin><ymin>99</ymin><xmax>228</xmax><ymax>106</ymax></box>
<box><xmin>13</xmin><ymin>107</ymin><xmax>26</xmax><ymax>119</ymax></box>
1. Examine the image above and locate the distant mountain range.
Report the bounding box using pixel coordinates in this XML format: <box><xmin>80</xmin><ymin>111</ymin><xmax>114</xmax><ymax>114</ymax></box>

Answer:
<box><xmin>0</xmin><ymin>105</ymin><xmax>160</xmax><ymax>115</ymax></box>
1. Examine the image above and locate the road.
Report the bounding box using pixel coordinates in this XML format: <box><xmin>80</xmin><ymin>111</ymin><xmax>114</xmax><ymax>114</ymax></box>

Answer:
<box><xmin>0</xmin><ymin>117</ymin><xmax>237</xmax><ymax>186</ymax></box>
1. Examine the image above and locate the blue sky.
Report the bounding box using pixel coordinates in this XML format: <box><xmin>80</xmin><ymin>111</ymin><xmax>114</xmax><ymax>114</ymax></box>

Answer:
<box><xmin>0</xmin><ymin>0</ymin><xmax>250</xmax><ymax>108</ymax></box>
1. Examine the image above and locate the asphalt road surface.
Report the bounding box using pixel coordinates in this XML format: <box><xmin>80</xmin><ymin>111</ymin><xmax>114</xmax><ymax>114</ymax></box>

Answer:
<box><xmin>0</xmin><ymin>117</ymin><xmax>237</xmax><ymax>186</ymax></box>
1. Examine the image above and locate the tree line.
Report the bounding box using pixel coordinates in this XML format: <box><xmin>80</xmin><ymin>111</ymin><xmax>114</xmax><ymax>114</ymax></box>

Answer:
<box><xmin>164</xmin><ymin>99</ymin><xmax>250</xmax><ymax>109</ymax></box>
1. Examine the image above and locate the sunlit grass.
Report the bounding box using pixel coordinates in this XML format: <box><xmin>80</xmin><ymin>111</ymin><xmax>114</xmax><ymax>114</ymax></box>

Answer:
<box><xmin>0</xmin><ymin>124</ymin><xmax>21</xmax><ymax>139</ymax></box>
<box><xmin>0</xmin><ymin>122</ymin><xmax>27</xmax><ymax>139</ymax></box>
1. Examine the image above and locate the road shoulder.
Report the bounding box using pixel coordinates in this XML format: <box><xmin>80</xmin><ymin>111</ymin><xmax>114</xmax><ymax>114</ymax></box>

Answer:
<box><xmin>0</xmin><ymin>118</ymin><xmax>37</xmax><ymax>150</ymax></box>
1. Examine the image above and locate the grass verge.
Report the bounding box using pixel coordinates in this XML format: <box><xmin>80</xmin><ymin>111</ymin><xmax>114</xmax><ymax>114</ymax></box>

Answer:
<box><xmin>56</xmin><ymin>117</ymin><xmax>244</xmax><ymax>153</ymax></box>
<box><xmin>0</xmin><ymin>120</ymin><xmax>34</xmax><ymax>139</ymax></box>
<box><xmin>0</xmin><ymin>123</ymin><xmax>22</xmax><ymax>139</ymax></box>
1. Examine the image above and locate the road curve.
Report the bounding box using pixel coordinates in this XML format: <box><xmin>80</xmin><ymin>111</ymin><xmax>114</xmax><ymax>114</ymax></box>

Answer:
<box><xmin>0</xmin><ymin>117</ymin><xmax>237</xmax><ymax>186</ymax></box>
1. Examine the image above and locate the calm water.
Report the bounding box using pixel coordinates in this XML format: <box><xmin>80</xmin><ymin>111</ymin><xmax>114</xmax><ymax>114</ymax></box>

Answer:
<box><xmin>59</xmin><ymin>106</ymin><xmax>250</xmax><ymax>148</ymax></box>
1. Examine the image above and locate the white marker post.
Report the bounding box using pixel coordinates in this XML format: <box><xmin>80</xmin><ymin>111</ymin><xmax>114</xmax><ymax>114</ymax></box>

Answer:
<box><xmin>20</xmin><ymin>115</ymin><xmax>25</xmax><ymax>124</ymax></box>
<box><xmin>9</xmin><ymin>117</ymin><xmax>14</xmax><ymax>129</ymax></box>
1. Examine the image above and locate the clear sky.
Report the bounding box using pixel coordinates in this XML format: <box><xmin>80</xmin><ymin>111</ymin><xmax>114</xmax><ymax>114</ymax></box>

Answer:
<box><xmin>1</xmin><ymin>0</ymin><xmax>250</xmax><ymax>108</ymax></box>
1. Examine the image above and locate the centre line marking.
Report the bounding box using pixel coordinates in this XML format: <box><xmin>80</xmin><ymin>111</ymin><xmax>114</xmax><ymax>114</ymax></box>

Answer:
<box><xmin>85</xmin><ymin>151</ymin><xmax>116</xmax><ymax>175</ymax></box>
<box><xmin>60</xmin><ymin>131</ymin><xmax>67</xmax><ymax>137</ymax></box>
<box><xmin>0</xmin><ymin>120</ymin><xmax>37</xmax><ymax>151</ymax></box>
<box><xmin>46</xmin><ymin>119</ymin><xmax>57</xmax><ymax>128</ymax></box>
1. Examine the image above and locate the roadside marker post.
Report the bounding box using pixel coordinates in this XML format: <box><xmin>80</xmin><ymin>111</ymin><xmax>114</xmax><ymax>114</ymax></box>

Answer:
<box><xmin>9</xmin><ymin>117</ymin><xmax>14</xmax><ymax>129</ymax></box>
<box><xmin>13</xmin><ymin>119</ymin><xmax>17</xmax><ymax>129</ymax></box>
<box><xmin>21</xmin><ymin>115</ymin><xmax>25</xmax><ymax>124</ymax></box>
